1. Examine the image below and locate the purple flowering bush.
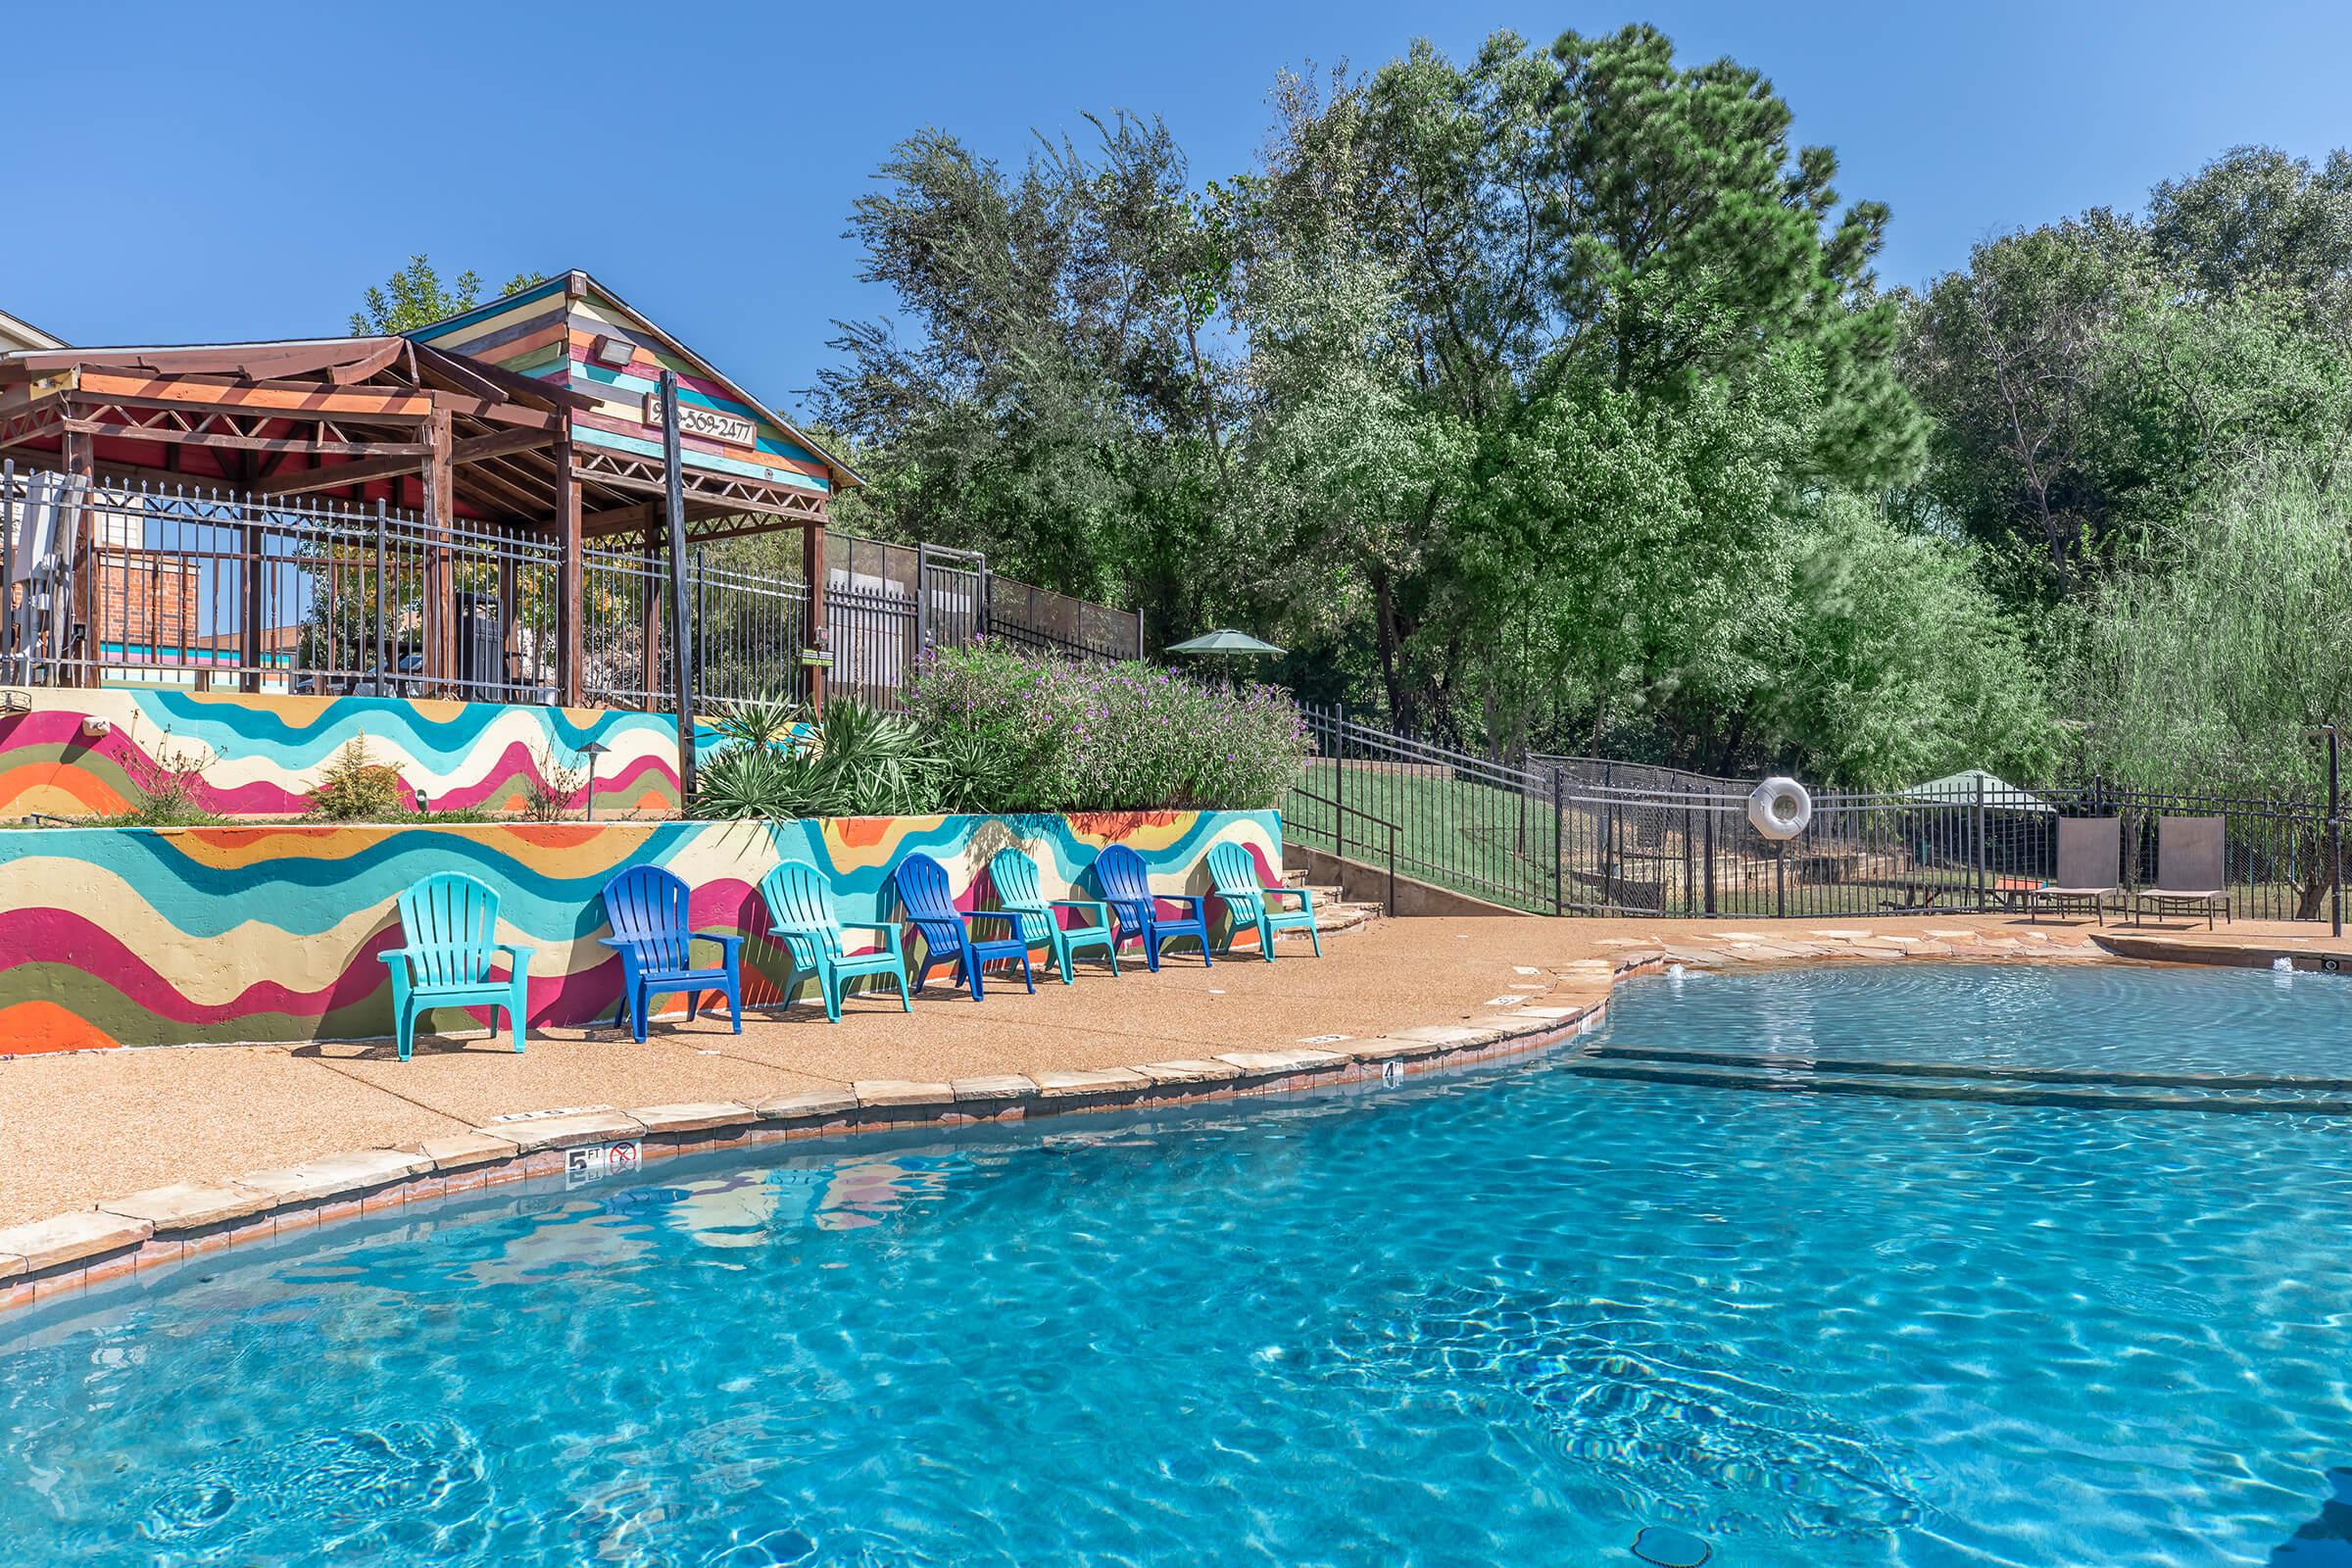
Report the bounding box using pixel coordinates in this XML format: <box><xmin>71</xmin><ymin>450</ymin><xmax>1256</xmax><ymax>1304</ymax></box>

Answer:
<box><xmin>908</xmin><ymin>642</ymin><xmax>1309</xmax><ymax>811</ymax></box>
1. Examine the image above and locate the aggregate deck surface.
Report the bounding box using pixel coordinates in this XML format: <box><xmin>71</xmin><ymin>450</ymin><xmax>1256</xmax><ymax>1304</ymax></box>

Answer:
<box><xmin>0</xmin><ymin>911</ymin><xmax>2332</xmax><ymax>1225</ymax></box>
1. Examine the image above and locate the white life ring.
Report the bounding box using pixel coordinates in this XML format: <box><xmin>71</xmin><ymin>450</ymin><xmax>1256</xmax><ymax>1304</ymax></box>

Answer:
<box><xmin>1747</xmin><ymin>777</ymin><xmax>1812</xmax><ymax>841</ymax></box>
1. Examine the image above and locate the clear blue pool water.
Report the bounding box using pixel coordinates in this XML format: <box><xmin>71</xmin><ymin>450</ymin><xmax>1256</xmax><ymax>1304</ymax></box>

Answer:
<box><xmin>2</xmin><ymin>963</ymin><xmax>2351</xmax><ymax>1567</ymax></box>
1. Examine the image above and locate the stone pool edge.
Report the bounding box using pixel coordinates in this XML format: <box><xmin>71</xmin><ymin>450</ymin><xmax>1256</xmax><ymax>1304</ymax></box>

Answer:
<box><xmin>0</xmin><ymin>920</ymin><xmax>2310</xmax><ymax>1318</ymax></box>
<box><xmin>0</xmin><ymin>954</ymin><xmax>1652</xmax><ymax>1316</ymax></box>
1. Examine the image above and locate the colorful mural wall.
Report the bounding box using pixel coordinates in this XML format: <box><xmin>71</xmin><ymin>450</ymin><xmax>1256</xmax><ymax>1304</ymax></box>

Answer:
<box><xmin>0</xmin><ymin>809</ymin><xmax>1281</xmax><ymax>1054</ymax></box>
<box><xmin>0</xmin><ymin>689</ymin><xmax>684</xmax><ymax>820</ymax></box>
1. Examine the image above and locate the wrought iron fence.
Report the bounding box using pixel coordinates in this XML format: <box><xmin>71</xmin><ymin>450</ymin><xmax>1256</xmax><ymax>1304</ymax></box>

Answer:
<box><xmin>1</xmin><ymin>466</ymin><xmax>1143</xmax><ymax>713</ymax></box>
<box><xmin>1290</xmin><ymin>704</ymin><xmax>2341</xmax><ymax>922</ymax></box>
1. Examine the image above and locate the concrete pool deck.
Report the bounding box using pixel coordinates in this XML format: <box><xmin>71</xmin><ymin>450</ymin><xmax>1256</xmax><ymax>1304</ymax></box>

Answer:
<box><xmin>0</xmin><ymin>910</ymin><xmax>2340</xmax><ymax>1304</ymax></box>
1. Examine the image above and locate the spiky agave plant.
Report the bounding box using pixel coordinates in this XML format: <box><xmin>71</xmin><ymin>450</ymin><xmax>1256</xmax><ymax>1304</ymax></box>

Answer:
<box><xmin>801</xmin><ymin>698</ymin><xmax>940</xmax><ymax>817</ymax></box>
<box><xmin>692</xmin><ymin>691</ymin><xmax>817</xmax><ymax>820</ymax></box>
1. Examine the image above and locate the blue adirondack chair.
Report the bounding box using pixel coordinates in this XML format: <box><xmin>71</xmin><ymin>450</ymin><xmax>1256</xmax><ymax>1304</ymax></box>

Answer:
<box><xmin>378</xmin><ymin>872</ymin><xmax>535</xmax><ymax>1062</ymax></box>
<box><xmin>1093</xmin><ymin>843</ymin><xmax>1211</xmax><ymax>972</ymax></box>
<box><xmin>987</xmin><ymin>846</ymin><xmax>1120</xmax><ymax>983</ymax></box>
<box><xmin>599</xmin><ymin>864</ymin><xmax>744</xmax><ymax>1042</ymax></box>
<box><xmin>758</xmin><ymin>860</ymin><xmax>912</xmax><ymax>1023</ymax></box>
<box><xmin>1206</xmin><ymin>841</ymin><xmax>1321</xmax><ymax>960</ymax></box>
<box><xmin>895</xmin><ymin>852</ymin><xmax>1035</xmax><ymax>999</ymax></box>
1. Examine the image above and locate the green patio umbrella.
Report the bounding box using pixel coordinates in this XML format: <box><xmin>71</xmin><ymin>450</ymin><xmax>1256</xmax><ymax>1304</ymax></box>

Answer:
<box><xmin>1163</xmin><ymin>628</ymin><xmax>1286</xmax><ymax>656</ymax></box>
<box><xmin>1163</xmin><ymin>627</ymin><xmax>1286</xmax><ymax>688</ymax></box>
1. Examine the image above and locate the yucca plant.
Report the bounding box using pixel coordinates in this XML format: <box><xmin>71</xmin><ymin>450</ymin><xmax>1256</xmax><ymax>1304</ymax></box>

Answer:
<box><xmin>691</xmin><ymin>693</ymin><xmax>941</xmax><ymax>819</ymax></box>
<box><xmin>801</xmin><ymin>699</ymin><xmax>939</xmax><ymax>816</ymax></box>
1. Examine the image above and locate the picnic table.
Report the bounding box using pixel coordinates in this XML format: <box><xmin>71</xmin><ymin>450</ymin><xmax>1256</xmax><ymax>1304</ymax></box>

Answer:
<box><xmin>1867</xmin><ymin>876</ymin><xmax>2043</xmax><ymax>913</ymax></box>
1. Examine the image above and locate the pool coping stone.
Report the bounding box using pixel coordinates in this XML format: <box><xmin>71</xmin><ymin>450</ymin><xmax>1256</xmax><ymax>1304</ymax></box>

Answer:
<box><xmin>4</xmin><ymin>922</ymin><xmax>2316</xmax><ymax>1319</ymax></box>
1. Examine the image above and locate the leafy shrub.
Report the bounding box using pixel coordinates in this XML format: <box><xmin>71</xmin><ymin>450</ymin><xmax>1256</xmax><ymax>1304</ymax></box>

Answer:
<box><xmin>907</xmin><ymin>643</ymin><xmax>1308</xmax><ymax>811</ymax></box>
<box><xmin>309</xmin><ymin>734</ymin><xmax>413</xmax><ymax>820</ymax></box>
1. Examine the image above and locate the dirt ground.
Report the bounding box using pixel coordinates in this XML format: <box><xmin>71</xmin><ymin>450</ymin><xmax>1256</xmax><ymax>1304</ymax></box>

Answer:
<box><xmin>0</xmin><ymin>910</ymin><xmax>2335</xmax><ymax>1225</ymax></box>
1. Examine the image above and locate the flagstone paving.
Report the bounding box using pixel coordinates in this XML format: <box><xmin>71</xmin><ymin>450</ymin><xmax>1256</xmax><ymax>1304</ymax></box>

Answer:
<box><xmin>0</xmin><ymin>910</ymin><xmax>2339</xmax><ymax>1232</ymax></box>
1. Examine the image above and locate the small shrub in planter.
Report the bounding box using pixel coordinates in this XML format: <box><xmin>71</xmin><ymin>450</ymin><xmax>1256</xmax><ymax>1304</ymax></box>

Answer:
<box><xmin>309</xmin><ymin>735</ymin><xmax>413</xmax><ymax>820</ymax></box>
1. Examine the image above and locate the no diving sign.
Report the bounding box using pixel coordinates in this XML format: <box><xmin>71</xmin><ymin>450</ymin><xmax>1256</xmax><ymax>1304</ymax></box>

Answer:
<box><xmin>565</xmin><ymin>1140</ymin><xmax>643</xmax><ymax>1189</ymax></box>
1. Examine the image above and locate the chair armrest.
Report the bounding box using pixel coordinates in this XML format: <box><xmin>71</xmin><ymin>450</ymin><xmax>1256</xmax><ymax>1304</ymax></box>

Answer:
<box><xmin>1262</xmin><ymin>887</ymin><xmax>1311</xmax><ymax>909</ymax></box>
<box><xmin>961</xmin><ymin>909</ymin><xmax>1023</xmax><ymax>927</ymax></box>
<box><xmin>1050</xmin><ymin>898</ymin><xmax>1111</xmax><ymax>919</ymax></box>
<box><xmin>377</xmin><ymin>947</ymin><xmax>416</xmax><ymax>975</ymax></box>
<box><xmin>1156</xmin><ymin>893</ymin><xmax>1208</xmax><ymax>915</ymax></box>
<box><xmin>495</xmin><ymin>942</ymin><xmax>537</xmax><ymax>969</ymax></box>
<box><xmin>837</xmin><ymin>919</ymin><xmax>902</xmax><ymax>933</ymax></box>
<box><xmin>690</xmin><ymin>930</ymin><xmax>747</xmax><ymax>955</ymax></box>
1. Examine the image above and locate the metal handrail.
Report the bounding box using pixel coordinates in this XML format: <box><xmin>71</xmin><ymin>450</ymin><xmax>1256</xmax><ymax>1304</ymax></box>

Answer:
<box><xmin>1288</xmin><ymin>784</ymin><xmax>1398</xmax><ymax>913</ymax></box>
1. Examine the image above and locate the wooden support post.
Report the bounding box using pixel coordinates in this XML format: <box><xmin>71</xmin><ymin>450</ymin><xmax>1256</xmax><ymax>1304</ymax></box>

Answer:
<box><xmin>555</xmin><ymin>431</ymin><xmax>583</xmax><ymax>708</ymax></box>
<box><xmin>803</xmin><ymin>520</ymin><xmax>827</xmax><ymax>709</ymax></box>
<box><xmin>657</xmin><ymin>370</ymin><xmax>696</xmax><ymax>798</ymax></box>
<box><xmin>421</xmin><ymin>408</ymin><xmax>455</xmax><ymax>693</ymax></box>
<box><xmin>61</xmin><ymin>429</ymin><xmax>93</xmax><ymax>688</ymax></box>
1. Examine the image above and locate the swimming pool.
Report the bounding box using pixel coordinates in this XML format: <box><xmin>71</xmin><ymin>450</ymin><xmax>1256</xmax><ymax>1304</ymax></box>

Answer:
<box><xmin>1</xmin><ymin>963</ymin><xmax>2348</xmax><ymax>1566</ymax></box>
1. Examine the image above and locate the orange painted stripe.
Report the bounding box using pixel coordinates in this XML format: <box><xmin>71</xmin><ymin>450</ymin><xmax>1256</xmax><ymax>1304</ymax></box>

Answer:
<box><xmin>76</xmin><ymin>372</ymin><xmax>435</xmax><ymax>419</ymax></box>
<box><xmin>0</xmin><ymin>1000</ymin><xmax>119</xmax><ymax>1054</ymax></box>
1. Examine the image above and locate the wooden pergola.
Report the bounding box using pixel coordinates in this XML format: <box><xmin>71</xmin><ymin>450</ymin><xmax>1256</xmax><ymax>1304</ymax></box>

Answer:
<box><xmin>0</xmin><ymin>278</ymin><xmax>855</xmax><ymax>706</ymax></box>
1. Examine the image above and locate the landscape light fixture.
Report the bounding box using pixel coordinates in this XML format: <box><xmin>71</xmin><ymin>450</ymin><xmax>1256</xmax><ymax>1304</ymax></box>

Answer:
<box><xmin>589</xmin><ymin>334</ymin><xmax>635</xmax><ymax>368</ymax></box>
<box><xmin>580</xmin><ymin>741</ymin><xmax>611</xmax><ymax>821</ymax></box>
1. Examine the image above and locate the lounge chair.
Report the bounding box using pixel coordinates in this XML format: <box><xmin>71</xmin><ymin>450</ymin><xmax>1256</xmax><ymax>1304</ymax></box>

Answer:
<box><xmin>758</xmin><ymin>860</ymin><xmax>912</xmax><ymax>1022</ymax></box>
<box><xmin>896</xmin><ymin>852</ymin><xmax>1035</xmax><ymax>1000</ymax></box>
<box><xmin>1205</xmin><ymin>841</ymin><xmax>1322</xmax><ymax>959</ymax></box>
<box><xmin>2026</xmin><ymin>816</ymin><xmax>2121</xmax><ymax>924</ymax></box>
<box><xmin>2132</xmin><ymin>815</ymin><xmax>2232</xmax><ymax>928</ymax></box>
<box><xmin>378</xmin><ymin>871</ymin><xmax>534</xmax><ymax>1062</ymax></box>
<box><xmin>987</xmin><ymin>846</ymin><xmax>1120</xmax><ymax>983</ymax></box>
<box><xmin>1093</xmin><ymin>843</ymin><xmax>1211</xmax><ymax>971</ymax></box>
<box><xmin>599</xmin><ymin>864</ymin><xmax>743</xmax><ymax>1042</ymax></box>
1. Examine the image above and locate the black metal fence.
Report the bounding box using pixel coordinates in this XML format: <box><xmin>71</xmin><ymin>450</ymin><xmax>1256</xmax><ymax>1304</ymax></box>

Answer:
<box><xmin>0</xmin><ymin>466</ymin><xmax>1144</xmax><ymax>713</ymax></box>
<box><xmin>1288</xmin><ymin>704</ymin><xmax>2339</xmax><ymax>922</ymax></box>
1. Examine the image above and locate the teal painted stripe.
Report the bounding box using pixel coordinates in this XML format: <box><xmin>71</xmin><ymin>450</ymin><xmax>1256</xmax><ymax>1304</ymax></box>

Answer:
<box><xmin>573</xmin><ymin>364</ymin><xmax>821</xmax><ymax>466</ymax></box>
<box><xmin>573</xmin><ymin>425</ymin><xmax>830</xmax><ymax>494</ymax></box>
<box><xmin>123</xmin><ymin>690</ymin><xmax>677</xmax><ymax>773</ymax></box>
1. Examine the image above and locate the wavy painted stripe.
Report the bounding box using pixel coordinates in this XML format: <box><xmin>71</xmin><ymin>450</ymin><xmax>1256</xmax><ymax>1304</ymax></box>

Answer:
<box><xmin>0</xmin><ymin>809</ymin><xmax>1280</xmax><ymax>1052</ymax></box>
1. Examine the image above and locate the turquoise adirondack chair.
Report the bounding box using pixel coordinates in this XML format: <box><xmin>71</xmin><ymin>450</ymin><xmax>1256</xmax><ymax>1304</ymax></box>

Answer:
<box><xmin>1206</xmin><ymin>841</ymin><xmax>1321</xmax><ymax>960</ymax></box>
<box><xmin>378</xmin><ymin>872</ymin><xmax>535</xmax><ymax>1062</ymax></box>
<box><xmin>987</xmin><ymin>846</ymin><xmax>1120</xmax><ymax>983</ymax></box>
<box><xmin>758</xmin><ymin>860</ymin><xmax>912</xmax><ymax>1023</ymax></box>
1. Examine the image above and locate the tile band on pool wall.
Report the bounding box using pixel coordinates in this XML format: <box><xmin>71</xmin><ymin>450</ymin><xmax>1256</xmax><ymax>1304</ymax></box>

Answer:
<box><xmin>0</xmin><ymin>808</ymin><xmax>1283</xmax><ymax>1053</ymax></box>
<box><xmin>0</xmin><ymin>688</ymin><xmax>688</xmax><ymax>820</ymax></box>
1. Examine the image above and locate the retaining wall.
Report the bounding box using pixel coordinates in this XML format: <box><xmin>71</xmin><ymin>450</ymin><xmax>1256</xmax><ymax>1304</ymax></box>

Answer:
<box><xmin>0</xmin><ymin>808</ymin><xmax>1280</xmax><ymax>1054</ymax></box>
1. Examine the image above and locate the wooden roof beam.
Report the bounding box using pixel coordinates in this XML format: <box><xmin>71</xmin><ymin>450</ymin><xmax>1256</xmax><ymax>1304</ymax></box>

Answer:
<box><xmin>251</xmin><ymin>451</ymin><xmax>426</xmax><ymax>497</ymax></box>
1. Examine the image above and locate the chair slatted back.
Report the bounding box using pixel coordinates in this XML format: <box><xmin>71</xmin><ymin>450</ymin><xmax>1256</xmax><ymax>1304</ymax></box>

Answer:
<box><xmin>759</xmin><ymin>861</ymin><xmax>846</xmax><ymax>958</ymax></box>
<box><xmin>892</xmin><ymin>854</ymin><xmax>963</xmax><ymax>948</ymax></box>
<box><xmin>987</xmin><ymin>847</ymin><xmax>1052</xmax><ymax>941</ymax></box>
<box><xmin>603</xmin><ymin>865</ymin><xmax>693</xmax><ymax>970</ymax></box>
<box><xmin>1094</xmin><ymin>844</ymin><xmax>1153</xmax><ymax>912</ymax></box>
<box><xmin>2053</xmin><ymin>817</ymin><xmax>2121</xmax><ymax>891</ymax></box>
<box><xmin>2156</xmin><ymin>815</ymin><xmax>2227</xmax><ymax>892</ymax></box>
<box><xmin>1204</xmin><ymin>842</ymin><xmax>1265</xmax><ymax>909</ymax></box>
<box><xmin>398</xmin><ymin>872</ymin><xmax>501</xmax><ymax>988</ymax></box>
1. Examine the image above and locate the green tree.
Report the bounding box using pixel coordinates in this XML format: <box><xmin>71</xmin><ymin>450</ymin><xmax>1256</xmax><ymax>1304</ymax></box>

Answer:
<box><xmin>349</xmin><ymin>255</ymin><xmax>543</xmax><ymax>335</ymax></box>
<box><xmin>2068</xmin><ymin>461</ymin><xmax>2352</xmax><ymax>912</ymax></box>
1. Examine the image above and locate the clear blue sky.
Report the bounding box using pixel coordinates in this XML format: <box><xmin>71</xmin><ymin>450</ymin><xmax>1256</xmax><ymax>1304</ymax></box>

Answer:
<box><xmin>10</xmin><ymin>0</ymin><xmax>2346</xmax><ymax>424</ymax></box>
